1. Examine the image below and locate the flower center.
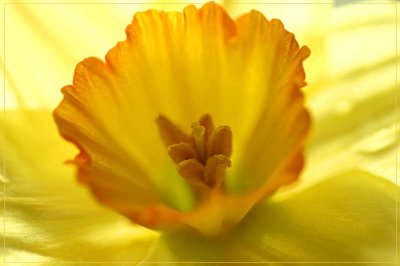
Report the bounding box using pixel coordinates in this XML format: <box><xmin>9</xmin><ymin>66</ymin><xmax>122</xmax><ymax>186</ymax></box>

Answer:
<box><xmin>156</xmin><ymin>114</ymin><xmax>232</xmax><ymax>197</ymax></box>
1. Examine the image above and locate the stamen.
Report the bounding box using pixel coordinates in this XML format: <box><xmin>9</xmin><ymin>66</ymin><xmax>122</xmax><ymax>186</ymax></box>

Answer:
<box><xmin>156</xmin><ymin>115</ymin><xmax>191</xmax><ymax>147</ymax></box>
<box><xmin>207</xmin><ymin>126</ymin><xmax>232</xmax><ymax>157</ymax></box>
<box><xmin>168</xmin><ymin>143</ymin><xmax>197</xmax><ymax>164</ymax></box>
<box><xmin>177</xmin><ymin>159</ymin><xmax>205</xmax><ymax>187</ymax></box>
<box><xmin>198</xmin><ymin>114</ymin><xmax>214</xmax><ymax>141</ymax></box>
<box><xmin>156</xmin><ymin>114</ymin><xmax>233</xmax><ymax>194</ymax></box>
<box><xmin>204</xmin><ymin>154</ymin><xmax>231</xmax><ymax>187</ymax></box>
<box><xmin>191</xmin><ymin>122</ymin><xmax>207</xmax><ymax>163</ymax></box>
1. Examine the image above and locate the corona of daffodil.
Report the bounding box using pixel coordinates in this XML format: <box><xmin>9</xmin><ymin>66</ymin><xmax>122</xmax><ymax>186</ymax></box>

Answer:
<box><xmin>2</xmin><ymin>2</ymin><xmax>398</xmax><ymax>264</ymax></box>
<box><xmin>54</xmin><ymin>2</ymin><xmax>311</xmax><ymax>237</ymax></box>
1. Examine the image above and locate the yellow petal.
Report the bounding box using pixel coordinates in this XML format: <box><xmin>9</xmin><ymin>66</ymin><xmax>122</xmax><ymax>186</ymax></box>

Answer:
<box><xmin>1</xmin><ymin>110</ymin><xmax>157</xmax><ymax>262</ymax></box>
<box><xmin>226</xmin><ymin>11</ymin><xmax>310</xmax><ymax>194</ymax></box>
<box><xmin>142</xmin><ymin>171</ymin><xmax>397</xmax><ymax>262</ymax></box>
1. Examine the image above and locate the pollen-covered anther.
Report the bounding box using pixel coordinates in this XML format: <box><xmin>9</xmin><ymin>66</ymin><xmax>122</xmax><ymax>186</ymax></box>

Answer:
<box><xmin>207</xmin><ymin>126</ymin><xmax>232</xmax><ymax>157</ymax></box>
<box><xmin>156</xmin><ymin>114</ymin><xmax>191</xmax><ymax>147</ymax></box>
<box><xmin>191</xmin><ymin>122</ymin><xmax>207</xmax><ymax>163</ymax></box>
<box><xmin>176</xmin><ymin>158</ymin><xmax>205</xmax><ymax>187</ymax></box>
<box><xmin>156</xmin><ymin>114</ymin><xmax>233</xmax><ymax>190</ymax></box>
<box><xmin>198</xmin><ymin>114</ymin><xmax>214</xmax><ymax>141</ymax></box>
<box><xmin>204</xmin><ymin>155</ymin><xmax>231</xmax><ymax>187</ymax></box>
<box><xmin>168</xmin><ymin>143</ymin><xmax>197</xmax><ymax>164</ymax></box>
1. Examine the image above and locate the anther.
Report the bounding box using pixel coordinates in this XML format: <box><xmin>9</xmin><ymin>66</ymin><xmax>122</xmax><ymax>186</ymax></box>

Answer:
<box><xmin>207</xmin><ymin>126</ymin><xmax>232</xmax><ymax>157</ymax></box>
<box><xmin>204</xmin><ymin>154</ymin><xmax>231</xmax><ymax>187</ymax></box>
<box><xmin>191</xmin><ymin>122</ymin><xmax>207</xmax><ymax>163</ymax></box>
<box><xmin>167</xmin><ymin>143</ymin><xmax>197</xmax><ymax>164</ymax></box>
<box><xmin>177</xmin><ymin>159</ymin><xmax>205</xmax><ymax>187</ymax></box>
<box><xmin>155</xmin><ymin>115</ymin><xmax>191</xmax><ymax>147</ymax></box>
<box><xmin>198</xmin><ymin>114</ymin><xmax>214</xmax><ymax>141</ymax></box>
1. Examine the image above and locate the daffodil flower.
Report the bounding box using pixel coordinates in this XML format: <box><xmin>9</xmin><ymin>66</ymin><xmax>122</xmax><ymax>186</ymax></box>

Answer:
<box><xmin>2</xmin><ymin>2</ymin><xmax>398</xmax><ymax>263</ymax></box>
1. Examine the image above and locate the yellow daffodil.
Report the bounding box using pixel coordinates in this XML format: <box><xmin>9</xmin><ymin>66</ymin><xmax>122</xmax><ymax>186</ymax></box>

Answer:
<box><xmin>53</xmin><ymin>2</ymin><xmax>311</xmax><ymax>237</ymax></box>
<box><xmin>2</xmin><ymin>1</ymin><xmax>398</xmax><ymax>264</ymax></box>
